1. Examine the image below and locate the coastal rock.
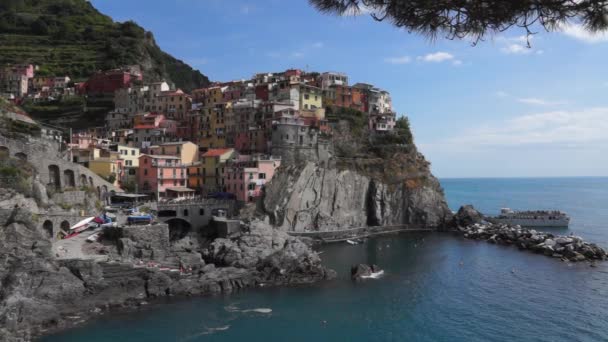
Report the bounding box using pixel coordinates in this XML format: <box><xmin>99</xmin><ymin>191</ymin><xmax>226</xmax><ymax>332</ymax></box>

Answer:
<box><xmin>458</xmin><ymin>222</ymin><xmax>607</xmax><ymax>262</ymax></box>
<box><xmin>263</xmin><ymin>162</ymin><xmax>452</xmax><ymax>232</ymax></box>
<box><xmin>452</xmin><ymin>205</ymin><xmax>484</xmax><ymax>227</ymax></box>
<box><xmin>350</xmin><ymin>264</ymin><xmax>382</xmax><ymax>280</ymax></box>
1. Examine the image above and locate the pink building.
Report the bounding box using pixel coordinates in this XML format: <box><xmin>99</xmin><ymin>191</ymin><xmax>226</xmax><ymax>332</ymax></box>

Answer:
<box><xmin>137</xmin><ymin>155</ymin><xmax>192</xmax><ymax>200</ymax></box>
<box><xmin>223</xmin><ymin>155</ymin><xmax>281</xmax><ymax>202</ymax></box>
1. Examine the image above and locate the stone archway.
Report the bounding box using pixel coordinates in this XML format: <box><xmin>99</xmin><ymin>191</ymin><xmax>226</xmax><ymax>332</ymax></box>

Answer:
<box><xmin>63</xmin><ymin>169</ymin><xmax>76</xmax><ymax>188</ymax></box>
<box><xmin>0</xmin><ymin>146</ymin><xmax>9</xmax><ymax>158</ymax></box>
<box><xmin>14</xmin><ymin>152</ymin><xmax>27</xmax><ymax>161</ymax></box>
<box><xmin>166</xmin><ymin>218</ymin><xmax>192</xmax><ymax>241</ymax></box>
<box><xmin>48</xmin><ymin>165</ymin><xmax>61</xmax><ymax>189</ymax></box>
<box><xmin>80</xmin><ymin>174</ymin><xmax>87</xmax><ymax>187</ymax></box>
<box><xmin>60</xmin><ymin>220</ymin><xmax>70</xmax><ymax>232</ymax></box>
<box><xmin>42</xmin><ymin>220</ymin><xmax>53</xmax><ymax>238</ymax></box>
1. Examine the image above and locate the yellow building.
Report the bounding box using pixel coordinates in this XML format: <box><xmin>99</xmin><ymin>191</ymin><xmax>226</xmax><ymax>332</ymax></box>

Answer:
<box><xmin>115</xmin><ymin>145</ymin><xmax>140</xmax><ymax>185</ymax></box>
<box><xmin>199</xmin><ymin>103</ymin><xmax>227</xmax><ymax>149</ymax></box>
<box><xmin>149</xmin><ymin>141</ymin><xmax>198</xmax><ymax>165</ymax></box>
<box><xmin>299</xmin><ymin>84</ymin><xmax>323</xmax><ymax>111</ymax></box>
<box><xmin>201</xmin><ymin>148</ymin><xmax>234</xmax><ymax>191</ymax></box>
<box><xmin>88</xmin><ymin>158</ymin><xmax>119</xmax><ymax>184</ymax></box>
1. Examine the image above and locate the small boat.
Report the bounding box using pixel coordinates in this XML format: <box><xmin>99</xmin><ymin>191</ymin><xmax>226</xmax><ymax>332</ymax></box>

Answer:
<box><xmin>346</xmin><ymin>239</ymin><xmax>359</xmax><ymax>245</ymax></box>
<box><xmin>127</xmin><ymin>213</ymin><xmax>153</xmax><ymax>225</ymax></box>
<box><xmin>69</xmin><ymin>217</ymin><xmax>96</xmax><ymax>233</ymax></box>
<box><xmin>488</xmin><ymin>208</ymin><xmax>570</xmax><ymax>228</ymax></box>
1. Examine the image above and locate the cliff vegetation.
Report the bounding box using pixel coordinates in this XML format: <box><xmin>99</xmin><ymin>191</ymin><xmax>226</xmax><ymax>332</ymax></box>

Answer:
<box><xmin>0</xmin><ymin>0</ymin><xmax>210</xmax><ymax>91</ymax></box>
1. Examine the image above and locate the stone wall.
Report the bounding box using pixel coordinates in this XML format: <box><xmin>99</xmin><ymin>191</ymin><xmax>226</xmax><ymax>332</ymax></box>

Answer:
<box><xmin>157</xmin><ymin>199</ymin><xmax>237</xmax><ymax>231</ymax></box>
<box><xmin>271</xmin><ymin>123</ymin><xmax>331</xmax><ymax>164</ymax></box>
<box><xmin>51</xmin><ymin>190</ymin><xmax>87</xmax><ymax>207</ymax></box>
<box><xmin>0</xmin><ymin>133</ymin><xmax>121</xmax><ymax>198</ymax></box>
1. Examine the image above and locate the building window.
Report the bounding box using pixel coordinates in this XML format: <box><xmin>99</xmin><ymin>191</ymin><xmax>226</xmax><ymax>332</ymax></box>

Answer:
<box><xmin>304</xmin><ymin>94</ymin><xmax>309</xmax><ymax>100</ymax></box>
<box><xmin>131</xmin><ymin>150</ymin><xmax>135</xmax><ymax>156</ymax></box>
<box><xmin>143</xmin><ymin>158</ymin><xmax>147</xmax><ymax>164</ymax></box>
<box><xmin>184</xmin><ymin>209</ymin><xmax>189</xmax><ymax>216</ymax></box>
<box><xmin>259</xmin><ymin>173</ymin><xmax>266</xmax><ymax>179</ymax></box>
<box><xmin>144</xmin><ymin>169</ymin><xmax>148</xmax><ymax>175</ymax></box>
<box><xmin>240</xmin><ymin>184</ymin><xmax>243</xmax><ymax>190</ymax></box>
<box><xmin>249</xmin><ymin>173</ymin><xmax>253</xmax><ymax>179</ymax></box>
<box><xmin>199</xmin><ymin>209</ymin><xmax>205</xmax><ymax>215</ymax></box>
<box><xmin>174</xmin><ymin>180</ymin><xmax>177</xmax><ymax>186</ymax></box>
<box><xmin>248</xmin><ymin>183</ymin><xmax>255</xmax><ymax>190</ymax></box>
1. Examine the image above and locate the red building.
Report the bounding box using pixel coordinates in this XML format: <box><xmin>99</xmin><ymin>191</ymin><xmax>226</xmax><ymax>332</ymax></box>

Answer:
<box><xmin>84</xmin><ymin>68</ymin><xmax>143</xmax><ymax>95</ymax></box>
<box><xmin>255</xmin><ymin>84</ymin><xmax>269</xmax><ymax>101</ymax></box>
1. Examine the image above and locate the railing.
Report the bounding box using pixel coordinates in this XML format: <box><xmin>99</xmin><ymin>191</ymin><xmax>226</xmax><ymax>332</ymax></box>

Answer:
<box><xmin>158</xmin><ymin>174</ymin><xmax>186</xmax><ymax>180</ymax></box>
<box><xmin>287</xmin><ymin>225</ymin><xmax>434</xmax><ymax>242</ymax></box>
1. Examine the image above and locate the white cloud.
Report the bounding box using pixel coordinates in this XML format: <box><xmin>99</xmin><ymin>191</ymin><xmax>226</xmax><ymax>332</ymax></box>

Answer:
<box><xmin>517</xmin><ymin>97</ymin><xmax>567</xmax><ymax>106</ymax></box>
<box><xmin>417</xmin><ymin>52</ymin><xmax>454</xmax><ymax>62</ymax></box>
<box><xmin>562</xmin><ymin>23</ymin><xmax>608</xmax><ymax>43</ymax></box>
<box><xmin>452</xmin><ymin>59</ymin><xmax>463</xmax><ymax>66</ymax></box>
<box><xmin>495</xmin><ymin>91</ymin><xmax>509</xmax><ymax>97</ymax></box>
<box><xmin>442</xmin><ymin>108</ymin><xmax>608</xmax><ymax>147</ymax></box>
<box><xmin>312</xmin><ymin>42</ymin><xmax>324</xmax><ymax>48</ymax></box>
<box><xmin>290</xmin><ymin>51</ymin><xmax>304</xmax><ymax>58</ymax></box>
<box><xmin>384</xmin><ymin>56</ymin><xmax>411</xmax><ymax>65</ymax></box>
<box><xmin>501</xmin><ymin>44</ymin><xmax>531</xmax><ymax>55</ymax></box>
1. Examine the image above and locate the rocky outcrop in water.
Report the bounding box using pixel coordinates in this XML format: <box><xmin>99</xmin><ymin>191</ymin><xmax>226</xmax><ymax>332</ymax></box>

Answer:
<box><xmin>263</xmin><ymin>159</ymin><xmax>452</xmax><ymax>232</ymax></box>
<box><xmin>458</xmin><ymin>222</ymin><xmax>607</xmax><ymax>262</ymax></box>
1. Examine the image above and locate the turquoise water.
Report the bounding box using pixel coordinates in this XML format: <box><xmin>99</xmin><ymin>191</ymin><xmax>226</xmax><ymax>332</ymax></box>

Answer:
<box><xmin>42</xmin><ymin>177</ymin><xmax>608</xmax><ymax>342</ymax></box>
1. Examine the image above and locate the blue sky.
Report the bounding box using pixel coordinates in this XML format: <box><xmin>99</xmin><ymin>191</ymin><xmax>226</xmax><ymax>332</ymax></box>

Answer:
<box><xmin>91</xmin><ymin>0</ymin><xmax>608</xmax><ymax>178</ymax></box>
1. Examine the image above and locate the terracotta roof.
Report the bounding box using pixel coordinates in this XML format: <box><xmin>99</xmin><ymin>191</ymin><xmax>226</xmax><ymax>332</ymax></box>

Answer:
<box><xmin>133</xmin><ymin>124</ymin><xmax>156</xmax><ymax>129</ymax></box>
<box><xmin>202</xmin><ymin>148</ymin><xmax>233</xmax><ymax>157</ymax></box>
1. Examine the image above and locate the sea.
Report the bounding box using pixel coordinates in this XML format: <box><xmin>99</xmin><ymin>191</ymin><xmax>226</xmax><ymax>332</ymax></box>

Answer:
<box><xmin>41</xmin><ymin>177</ymin><xmax>608</xmax><ymax>342</ymax></box>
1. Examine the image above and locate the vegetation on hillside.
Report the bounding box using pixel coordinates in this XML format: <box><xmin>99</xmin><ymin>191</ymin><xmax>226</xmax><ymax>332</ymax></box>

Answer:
<box><xmin>0</xmin><ymin>155</ymin><xmax>34</xmax><ymax>196</ymax></box>
<box><xmin>0</xmin><ymin>0</ymin><xmax>210</xmax><ymax>91</ymax></box>
<box><xmin>21</xmin><ymin>96</ymin><xmax>110</xmax><ymax>128</ymax></box>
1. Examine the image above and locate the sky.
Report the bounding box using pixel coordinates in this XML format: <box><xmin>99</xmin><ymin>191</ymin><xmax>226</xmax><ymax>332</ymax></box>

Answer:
<box><xmin>90</xmin><ymin>0</ymin><xmax>608</xmax><ymax>178</ymax></box>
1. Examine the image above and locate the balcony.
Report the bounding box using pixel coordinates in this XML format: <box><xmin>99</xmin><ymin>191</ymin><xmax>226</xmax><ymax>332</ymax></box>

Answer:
<box><xmin>158</xmin><ymin>174</ymin><xmax>187</xmax><ymax>180</ymax></box>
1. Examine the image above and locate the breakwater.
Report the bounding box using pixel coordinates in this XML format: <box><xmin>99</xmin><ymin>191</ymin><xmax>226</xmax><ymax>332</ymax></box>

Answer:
<box><xmin>457</xmin><ymin>222</ymin><xmax>607</xmax><ymax>262</ymax></box>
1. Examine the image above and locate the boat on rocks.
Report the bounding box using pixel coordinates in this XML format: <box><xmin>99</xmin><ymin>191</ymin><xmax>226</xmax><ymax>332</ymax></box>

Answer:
<box><xmin>487</xmin><ymin>208</ymin><xmax>570</xmax><ymax>228</ymax></box>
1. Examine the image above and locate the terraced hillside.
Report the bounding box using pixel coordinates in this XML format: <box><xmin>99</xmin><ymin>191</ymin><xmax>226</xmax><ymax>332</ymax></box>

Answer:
<box><xmin>0</xmin><ymin>0</ymin><xmax>210</xmax><ymax>91</ymax></box>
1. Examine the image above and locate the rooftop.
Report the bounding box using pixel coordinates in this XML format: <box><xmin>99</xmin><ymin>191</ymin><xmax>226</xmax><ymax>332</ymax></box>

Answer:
<box><xmin>202</xmin><ymin>148</ymin><xmax>234</xmax><ymax>157</ymax></box>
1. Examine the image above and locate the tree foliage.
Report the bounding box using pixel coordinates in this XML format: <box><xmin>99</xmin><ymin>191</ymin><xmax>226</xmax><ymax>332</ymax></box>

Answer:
<box><xmin>309</xmin><ymin>0</ymin><xmax>608</xmax><ymax>44</ymax></box>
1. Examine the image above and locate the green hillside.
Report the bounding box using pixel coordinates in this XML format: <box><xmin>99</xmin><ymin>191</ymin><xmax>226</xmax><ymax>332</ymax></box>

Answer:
<box><xmin>0</xmin><ymin>0</ymin><xmax>210</xmax><ymax>91</ymax></box>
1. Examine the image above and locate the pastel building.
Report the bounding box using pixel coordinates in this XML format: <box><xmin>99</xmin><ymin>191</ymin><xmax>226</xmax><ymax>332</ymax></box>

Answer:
<box><xmin>149</xmin><ymin>141</ymin><xmax>198</xmax><ymax>165</ymax></box>
<box><xmin>201</xmin><ymin>148</ymin><xmax>235</xmax><ymax>192</ymax></box>
<box><xmin>223</xmin><ymin>156</ymin><xmax>281</xmax><ymax>202</ymax></box>
<box><xmin>137</xmin><ymin>155</ymin><xmax>191</xmax><ymax>199</ymax></box>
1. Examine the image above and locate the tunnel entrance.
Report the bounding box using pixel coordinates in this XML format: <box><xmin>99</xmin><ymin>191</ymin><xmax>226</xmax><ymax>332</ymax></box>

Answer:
<box><xmin>167</xmin><ymin>218</ymin><xmax>192</xmax><ymax>241</ymax></box>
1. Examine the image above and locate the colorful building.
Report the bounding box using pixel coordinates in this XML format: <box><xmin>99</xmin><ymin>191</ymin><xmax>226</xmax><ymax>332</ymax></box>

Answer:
<box><xmin>201</xmin><ymin>148</ymin><xmax>235</xmax><ymax>192</ymax></box>
<box><xmin>223</xmin><ymin>155</ymin><xmax>281</xmax><ymax>202</ymax></box>
<box><xmin>137</xmin><ymin>155</ymin><xmax>191</xmax><ymax>199</ymax></box>
<box><xmin>149</xmin><ymin>141</ymin><xmax>198</xmax><ymax>165</ymax></box>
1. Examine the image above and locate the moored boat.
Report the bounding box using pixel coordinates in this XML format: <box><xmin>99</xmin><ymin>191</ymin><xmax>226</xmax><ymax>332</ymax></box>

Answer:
<box><xmin>487</xmin><ymin>208</ymin><xmax>570</xmax><ymax>228</ymax></box>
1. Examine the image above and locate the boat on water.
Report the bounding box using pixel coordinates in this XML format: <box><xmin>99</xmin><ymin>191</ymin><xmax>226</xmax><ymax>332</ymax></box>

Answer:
<box><xmin>488</xmin><ymin>208</ymin><xmax>570</xmax><ymax>228</ymax></box>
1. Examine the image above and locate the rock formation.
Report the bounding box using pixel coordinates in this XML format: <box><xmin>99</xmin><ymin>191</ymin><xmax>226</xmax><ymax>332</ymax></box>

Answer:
<box><xmin>263</xmin><ymin>153</ymin><xmax>452</xmax><ymax>232</ymax></box>
<box><xmin>457</xmin><ymin>222</ymin><xmax>607</xmax><ymax>262</ymax></box>
<box><xmin>0</xmin><ymin>205</ymin><xmax>333</xmax><ymax>341</ymax></box>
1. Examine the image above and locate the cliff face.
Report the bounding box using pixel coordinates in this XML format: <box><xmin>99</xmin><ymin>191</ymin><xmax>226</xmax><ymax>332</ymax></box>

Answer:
<box><xmin>263</xmin><ymin>148</ymin><xmax>452</xmax><ymax>232</ymax></box>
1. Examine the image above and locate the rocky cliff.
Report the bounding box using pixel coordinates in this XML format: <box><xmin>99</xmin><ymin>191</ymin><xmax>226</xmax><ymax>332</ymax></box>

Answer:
<box><xmin>263</xmin><ymin>125</ymin><xmax>452</xmax><ymax>232</ymax></box>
